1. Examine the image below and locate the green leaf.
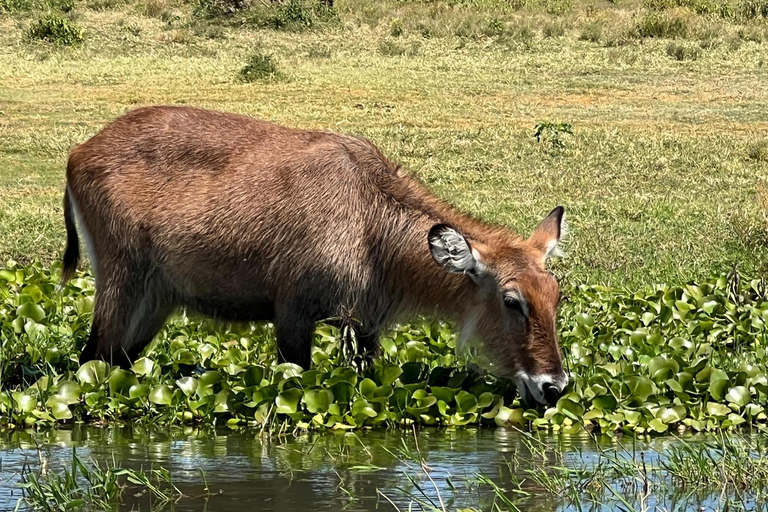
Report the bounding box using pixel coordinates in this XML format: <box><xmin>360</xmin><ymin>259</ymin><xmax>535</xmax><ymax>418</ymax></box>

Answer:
<box><xmin>709</xmin><ymin>379</ymin><xmax>729</xmax><ymax>401</ymax></box>
<box><xmin>198</xmin><ymin>371</ymin><xmax>223</xmax><ymax>390</ymax></box>
<box><xmin>16</xmin><ymin>302</ymin><xmax>45</xmax><ymax>322</ymax></box>
<box><xmin>176</xmin><ymin>377</ymin><xmax>199</xmax><ymax>397</ymax></box>
<box><xmin>359</xmin><ymin>378</ymin><xmax>377</xmax><ymax>400</ymax></box>
<box><xmin>494</xmin><ymin>406</ymin><xmax>524</xmax><ymax>427</ymax></box>
<box><xmin>76</xmin><ymin>361</ymin><xmax>110</xmax><ymax>388</ymax></box>
<box><xmin>557</xmin><ymin>397</ymin><xmax>585</xmax><ymax>422</ymax></box>
<box><xmin>47</xmin><ymin>398</ymin><xmax>72</xmax><ymax>421</ymax></box>
<box><xmin>390</xmin><ymin>387</ymin><xmax>410</xmax><ymax>412</ymax></box>
<box><xmin>431</xmin><ymin>386</ymin><xmax>458</xmax><ymax>404</ymax></box>
<box><xmin>242</xmin><ymin>366</ymin><xmax>265</xmax><ymax>387</ymax></box>
<box><xmin>128</xmin><ymin>384</ymin><xmax>150</xmax><ymax>399</ymax></box>
<box><xmin>648</xmin><ymin>418</ymin><xmax>668</xmax><ymax>433</ymax></box>
<box><xmin>17</xmin><ymin>394</ymin><xmax>36</xmax><ymax>413</ymax></box>
<box><xmin>276</xmin><ymin>388</ymin><xmax>304</xmax><ymax>414</ymax></box>
<box><xmin>706</xmin><ymin>402</ymin><xmax>731</xmax><ymax>417</ymax></box>
<box><xmin>131</xmin><ymin>357</ymin><xmax>156</xmax><ymax>377</ymax></box>
<box><xmin>351</xmin><ymin>398</ymin><xmax>377</xmax><ymax>418</ymax></box>
<box><xmin>656</xmin><ymin>406</ymin><xmax>684</xmax><ymax>424</ymax></box>
<box><xmin>725</xmin><ymin>386</ymin><xmax>750</xmax><ymax>408</ymax></box>
<box><xmin>624</xmin><ymin>376</ymin><xmax>654</xmax><ymax>404</ymax></box>
<box><xmin>304</xmin><ymin>389</ymin><xmax>334</xmax><ymax>414</ymax></box>
<box><xmin>56</xmin><ymin>382</ymin><xmax>81</xmax><ymax>405</ymax></box>
<box><xmin>456</xmin><ymin>391</ymin><xmax>477</xmax><ymax>414</ymax></box>
<box><xmin>149</xmin><ymin>385</ymin><xmax>173</xmax><ymax>406</ymax></box>
<box><xmin>109</xmin><ymin>369</ymin><xmax>138</xmax><ymax>397</ymax></box>
<box><xmin>648</xmin><ymin>356</ymin><xmax>679</xmax><ymax>381</ymax></box>
<box><xmin>592</xmin><ymin>395</ymin><xmax>617</xmax><ymax>412</ymax></box>
<box><xmin>375</xmin><ymin>364</ymin><xmax>403</xmax><ymax>386</ymax></box>
<box><xmin>330</xmin><ymin>381</ymin><xmax>354</xmax><ymax>404</ymax></box>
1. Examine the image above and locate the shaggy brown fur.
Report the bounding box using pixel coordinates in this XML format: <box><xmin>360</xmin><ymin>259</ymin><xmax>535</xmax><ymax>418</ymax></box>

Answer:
<box><xmin>61</xmin><ymin>106</ymin><xmax>567</xmax><ymax>403</ymax></box>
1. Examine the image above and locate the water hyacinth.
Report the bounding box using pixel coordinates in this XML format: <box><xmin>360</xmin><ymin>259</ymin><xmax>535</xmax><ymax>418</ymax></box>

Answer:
<box><xmin>1</xmin><ymin>262</ymin><xmax>767</xmax><ymax>433</ymax></box>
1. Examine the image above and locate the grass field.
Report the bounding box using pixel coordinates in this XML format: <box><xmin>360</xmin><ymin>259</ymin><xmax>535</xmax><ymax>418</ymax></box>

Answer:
<box><xmin>1</xmin><ymin>0</ymin><xmax>767</xmax><ymax>287</ymax></box>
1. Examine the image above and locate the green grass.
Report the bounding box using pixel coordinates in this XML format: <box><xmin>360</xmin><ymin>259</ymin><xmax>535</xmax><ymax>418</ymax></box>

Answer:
<box><xmin>0</xmin><ymin>0</ymin><xmax>767</xmax><ymax>287</ymax></box>
<box><xmin>18</xmin><ymin>446</ymin><xmax>206</xmax><ymax>511</ymax></box>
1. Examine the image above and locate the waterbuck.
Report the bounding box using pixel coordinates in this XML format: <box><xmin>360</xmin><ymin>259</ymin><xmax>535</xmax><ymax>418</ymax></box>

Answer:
<box><xmin>60</xmin><ymin>106</ymin><xmax>569</xmax><ymax>405</ymax></box>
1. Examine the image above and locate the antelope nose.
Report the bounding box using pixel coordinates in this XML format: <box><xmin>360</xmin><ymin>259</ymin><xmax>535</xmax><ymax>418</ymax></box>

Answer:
<box><xmin>516</xmin><ymin>373</ymin><xmax>569</xmax><ymax>406</ymax></box>
<box><xmin>542</xmin><ymin>382</ymin><xmax>564</xmax><ymax>405</ymax></box>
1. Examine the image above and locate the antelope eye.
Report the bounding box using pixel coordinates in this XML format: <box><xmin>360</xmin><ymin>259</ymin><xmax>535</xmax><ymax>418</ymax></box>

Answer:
<box><xmin>504</xmin><ymin>295</ymin><xmax>520</xmax><ymax>309</ymax></box>
<box><xmin>503</xmin><ymin>293</ymin><xmax>529</xmax><ymax>318</ymax></box>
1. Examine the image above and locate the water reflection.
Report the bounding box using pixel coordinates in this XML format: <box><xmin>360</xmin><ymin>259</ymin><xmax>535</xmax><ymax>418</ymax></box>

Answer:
<box><xmin>0</xmin><ymin>426</ymin><xmax>763</xmax><ymax>511</ymax></box>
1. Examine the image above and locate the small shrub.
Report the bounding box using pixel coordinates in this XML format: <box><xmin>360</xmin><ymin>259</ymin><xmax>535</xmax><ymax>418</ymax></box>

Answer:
<box><xmin>542</xmin><ymin>0</ymin><xmax>572</xmax><ymax>16</ymax></box>
<box><xmin>604</xmin><ymin>33</ymin><xmax>633</xmax><ymax>47</ymax></box>
<box><xmin>645</xmin><ymin>0</ymin><xmax>734</xmax><ymax>16</ymax></box>
<box><xmin>1</xmin><ymin>0</ymin><xmax>74</xmax><ymax>12</ymax></box>
<box><xmin>542</xmin><ymin>20</ymin><xmax>566</xmax><ymax>38</ymax></box>
<box><xmin>644</xmin><ymin>0</ymin><xmax>676</xmax><ymax>10</ymax></box>
<box><xmin>686</xmin><ymin>0</ymin><xmax>734</xmax><ymax>17</ymax></box>
<box><xmin>194</xmin><ymin>0</ymin><xmax>249</xmax><ymax>18</ymax></box>
<box><xmin>452</xmin><ymin>15</ymin><xmax>486</xmax><ymax>39</ymax></box>
<box><xmin>238</xmin><ymin>52</ymin><xmax>282</xmax><ymax>82</ymax></box>
<box><xmin>631</xmin><ymin>12</ymin><xmax>688</xmax><ymax>38</ymax></box>
<box><xmin>0</xmin><ymin>0</ymin><xmax>31</xmax><ymax>12</ymax></box>
<box><xmin>52</xmin><ymin>0</ymin><xmax>75</xmax><ymax>12</ymax></box>
<box><xmin>274</xmin><ymin>0</ymin><xmax>315</xmax><ymax>28</ymax></box>
<box><xmin>607</xmin><ymin>48</ymin><xmax>639</xmax><ymax>65</ymax></box>
<box><xmin>534</xmin><ymin>121</ymin><xmax>573</xmax><ymax>150</ymax></box>
<box><xmin>748</xmin><ymin>140</ymin><xmax>768</xmax><ymax>162</ymax></box>
<box><xmin>27</xmin><ymin>14</ymin><xmax>85</xmax><ymax>45</ymax></box>
<box><xmin>85</xmin><ymin>0</ymin><xmax>126</xmax><ymax>10</ymax></box>
<box><xmin>485</xmin><ymin>16</ymin><xmax>505</xmax><ymax>37</ymax></box>
<box><xmin>739</xmin><ymin>0</ymin><xmax>768</xmax><ymax>19</ymax></box>
<box><xmin>578</xmin><ymin>21</ymin><xmax>603</xmax><ymax>42</ymax></box>
<box><xmin>666</xmin><ymin>41</ymin><xmax>701</xmax><ymax>60</ymax></box>
<box><xmin>241</xmin><ymin>0</ymin><xmax>337</xmax><ymax>31</ymax></box>
<box><xmin>699</xmin><ymin>36</ymin><xmax>719</xmax><ymax>49</ymax></box>
<box><xmin>390</xmin><ymin>18</ymin><xmax>404</xmax><ymax>37</ymax></box>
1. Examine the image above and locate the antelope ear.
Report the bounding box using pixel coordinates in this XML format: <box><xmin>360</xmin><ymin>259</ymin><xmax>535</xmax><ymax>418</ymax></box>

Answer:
<box><xmin>428</xmin><ymin>224</ymin><xmax>485</xmax><ymax>280</ymax></box>
<box><xmin>528</xmin><ymin>206</ymin><xmax>567</xmax><ymax>263</ymax></box>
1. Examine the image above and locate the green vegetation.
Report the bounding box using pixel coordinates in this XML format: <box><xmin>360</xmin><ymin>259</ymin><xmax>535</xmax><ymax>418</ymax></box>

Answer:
<box><xmin>466</xmin><ymin>428</ymin><xmax>768</xmax><ymax>511</ymax></box>
<box><xmin>1</xmin><ymin>262</ymin><xmax>767</xmax><ymax>433</ymax></box>
<box><xmin>18</xmin><ymin>447</ymin><xmax>208</xmax><ymax>510</ymax></box>
<box><xmin>238</xmin><ymin>50</ymin><xmax>282</xmax><ymax>82</ymax></box>
<box><xmin>26</xmin><ymin>14</ymin><xmax>86</xmax><ymax>44</ymax></box>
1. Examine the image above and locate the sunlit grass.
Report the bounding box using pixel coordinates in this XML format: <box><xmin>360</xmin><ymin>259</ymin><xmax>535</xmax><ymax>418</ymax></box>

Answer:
<box><xmin>0</xmin><ymin>0</ymin><xmax>767</xmax><ymax>286</ymax></box>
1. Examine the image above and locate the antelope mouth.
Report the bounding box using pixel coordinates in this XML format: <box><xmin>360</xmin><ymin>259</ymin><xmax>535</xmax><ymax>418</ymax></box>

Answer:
<box><xmin>516</xmin><ymin>379</ymin><xmax>536</xmax><ymax>407</ymax></box>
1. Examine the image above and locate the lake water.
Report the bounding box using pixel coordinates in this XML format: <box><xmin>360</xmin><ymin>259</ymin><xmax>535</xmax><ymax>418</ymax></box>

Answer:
<box><xmin>0</xmin><ymin>425</ymin><xmax>762</xmax><ymax>511</ymax></box>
